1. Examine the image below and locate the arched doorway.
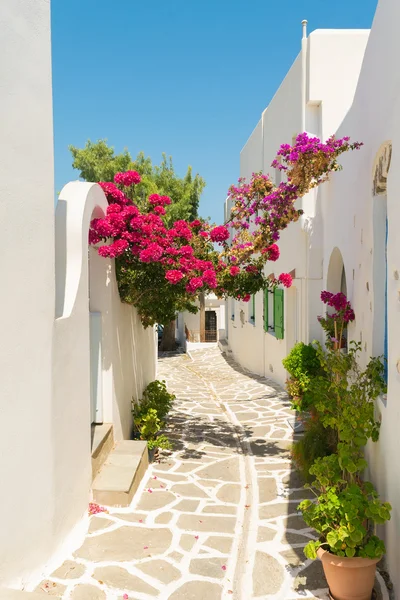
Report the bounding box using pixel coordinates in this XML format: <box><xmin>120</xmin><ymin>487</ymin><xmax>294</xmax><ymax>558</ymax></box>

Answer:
<box><xmin>327</xmin><ymin>247</ymin><xmax>347</xmax><ymax>296</ymax></box>
<box><xmin>372</xmin><ymin>142</ymin><xmax>391</xmax><ymax>384</ymax></box>
<box><xmin>326</xmin><ymin>247</ymin><xmax>348</xmax><ymax>348</ymax></box>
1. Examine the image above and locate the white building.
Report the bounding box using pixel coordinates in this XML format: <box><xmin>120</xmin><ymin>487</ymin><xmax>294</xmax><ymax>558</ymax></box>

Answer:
<box><xmin>0</xmin><ymin>0</ymin><xmax>156</xmax><ymax>589</ymax></box>
<box><xmin>226</xmin><ymin>1</ymin><xmax>400</xmax><ymax>593</ymax></box>
<box><xmin>225</xmin><ymin>25</ymin><xmax>369</xmax><ymax>386</ymax></box>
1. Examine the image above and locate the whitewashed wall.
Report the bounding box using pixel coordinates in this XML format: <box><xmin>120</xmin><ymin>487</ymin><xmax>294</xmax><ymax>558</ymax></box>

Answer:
<box><xmin>227</xmin><ymin>29</ymin><xmax>369</xmax><ymax>386</ymax></box>
<box><xmin>56</xmin><ymin>181</ymin><xmax>157</xmax><ymax>443</ymax></box>
<box><xmin>322</xmin><ymin>0</ymin><xmax>400</xmax><ymax>591</ymax></box>
<box><xmin>0</xmin><ymin>0</ymin><xmax>57</xmax><ymax>587</ymax></box>
<box><xmin>0</xmin><ymin>2</ymin><xmax>157</xmax><ymax>586</ymax></box>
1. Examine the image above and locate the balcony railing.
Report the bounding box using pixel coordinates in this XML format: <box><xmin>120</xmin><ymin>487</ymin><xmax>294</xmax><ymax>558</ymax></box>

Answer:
<box><xmin>185</xmin><ymin>328</ymin><xmax>217</xmax><ymax>343</ymax></box>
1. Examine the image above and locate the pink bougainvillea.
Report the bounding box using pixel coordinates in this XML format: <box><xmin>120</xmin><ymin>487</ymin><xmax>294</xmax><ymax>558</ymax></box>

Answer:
<box><xmin>89</xmin><ymin>132</ymin><xmax>361</xmax><ymax>326</ymax></box>
<box><xmin>278</xmin><ymin>273</ymin><xmax>293</xmax><ymax>288</ymax></box>
<box><xmin>114</xmin><ymin>170</ymin><xmax>141</xmax><ymax>186</ymax></box>
<box><xmin>165</xmin><ymin>270</ymin><xmax>184</xmax><ymax>284</ymax></box>
<box><xmin>88</xmin><ymin>503</ymin><xmax>108</xmax><ymax>516</ymax></box>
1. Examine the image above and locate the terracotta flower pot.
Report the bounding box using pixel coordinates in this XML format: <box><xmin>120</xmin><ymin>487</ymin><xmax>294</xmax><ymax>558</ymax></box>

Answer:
<box><xmin>317</xmin><ymin>547</ymin><xmax>379</xmax><ymax>600</ymax></box>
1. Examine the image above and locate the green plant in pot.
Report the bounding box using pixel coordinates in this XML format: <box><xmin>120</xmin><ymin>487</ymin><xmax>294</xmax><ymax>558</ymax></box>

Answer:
<box><xmin>297</xmin><ymin>292</ymin><xmax>390</xmax><ymax>600</ymax></box>
<box><xmin>299</xmin><ymin>454</ymin><xmax>391</xmax><ymax>600</ymax></box>
<box><xmin>133</xmin><ymin>380</ymin><xmax>175</xmax><ymax>455</ymax></box>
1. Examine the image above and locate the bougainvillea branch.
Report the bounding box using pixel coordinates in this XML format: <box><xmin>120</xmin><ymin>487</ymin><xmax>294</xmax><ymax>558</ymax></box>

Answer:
<box><xmin>89</xmin><ymin>134</ymin><xmax>361</xmax><ymax>326</ymax></box>
<box><xmin>318</xmin><ymin>291</ymin><xmax>356</xmax><ymax>349</ymax></box>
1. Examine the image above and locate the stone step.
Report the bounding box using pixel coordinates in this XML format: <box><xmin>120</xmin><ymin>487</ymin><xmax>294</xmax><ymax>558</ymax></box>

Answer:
<box><xmin>91</xmin><ymin>423</ymin><xmax>114</xmax><ymax>481</ymax></box>
<box><xmin>218</xmin><ymin>339</ymin><xmax>232</xmax><ymax>355</ymax></box>
<box><xmin>0</xmin><ymin>590</ymin><xmax>46</xmax><ymax>599</ymax></box>
<box><xmin>92</xmin><ymin>440</ymin><xmax>149</xmax><ymax>507</ymax></box>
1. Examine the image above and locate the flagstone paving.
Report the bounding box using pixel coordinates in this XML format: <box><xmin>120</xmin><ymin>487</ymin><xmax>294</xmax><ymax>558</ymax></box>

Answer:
<box><xmin>36</xmin><ymin>346</ymin><xmax>387</xmax><ymax>600</ymax></box>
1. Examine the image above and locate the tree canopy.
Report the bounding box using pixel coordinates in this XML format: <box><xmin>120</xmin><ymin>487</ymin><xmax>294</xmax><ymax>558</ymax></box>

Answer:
<box><xmin>69</xmin><ymin>140</ymin><xmax>205</xmax><ymax>226</ymax></box>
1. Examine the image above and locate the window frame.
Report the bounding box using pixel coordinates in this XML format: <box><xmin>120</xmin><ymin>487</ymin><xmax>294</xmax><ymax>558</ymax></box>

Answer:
<box><xmin>263</xmin><ymin>288</ymin><xmax>284</xmax><ymax>339</ymax></box>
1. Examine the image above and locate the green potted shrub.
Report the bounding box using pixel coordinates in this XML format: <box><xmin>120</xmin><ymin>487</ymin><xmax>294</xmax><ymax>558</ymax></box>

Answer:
<box><xmin>300</xmin><ymin>455</ymin><xmax>391</xmax><ymax>600</ymax></box>
<box><xmin>283</xmin><ymin>342</ymin><xmax>335</xmax><ymax>474</ymax></box>
<box><xmin>297</xmin><ymin>292</ymin><xmax>390</xmax><ymax>600</ymax></box>
<box><xmin>133</xmin><ymin>380</ymin><xmax>175</xmax><ymax>458</ymax></box>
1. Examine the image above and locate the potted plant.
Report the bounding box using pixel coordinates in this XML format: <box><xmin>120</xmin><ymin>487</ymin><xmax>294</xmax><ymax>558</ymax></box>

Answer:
<box><xmin>132</xmin><ymin>380</ymin><xmax>175</xmax><ymax>459</ymax></box>
<box><xmin>299</xmin><ymin>455</ymin><xmax>391</xmax><ymax>600</ymax></box>
<box><xmin>297</xmin><ymin>293</ymin><xmax>391</xmax><ymax>600</ymax></box>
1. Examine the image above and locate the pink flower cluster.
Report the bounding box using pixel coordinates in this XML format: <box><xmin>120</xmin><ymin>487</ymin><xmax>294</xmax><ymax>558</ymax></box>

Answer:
<box><xmin>278</xmin><ymin>273</ymin><xmax>293</xmax><ymax>288</ymax></box>
<box><xmin>276</xmin><ymin>133</ymin><xmax>363</xmax><ymax>165</ymax></box>
<box><xmin>114</xmin><ymin>170</ymin><xmax>141</xmax><ymax>186</ymax></box>
<box><xmin>165</xmin><ymin>270</ymin><xmax>184</xmax><ymax>284</ymax></box>
<box><xmin>98</xmin><ymin>182</ymin><xmax>127</xmax><ymax>205</ymax></box>
<box><xmin>261</xmin><ymin>244</ymin><xmax>280</xmax><ymax>262</ymax></box>
<box><xmin>88</xmin><ymin>502</ymin><xmax>108</xmax><ymax>516</ymax></box>
<box><xmin>186</xmin><ymin>277</ymin><xmax>204</xmax><ymax>293</ymax></box>
<box><xmin>320</xmin><ymin>290</ymin><xmax>355</xmax><ymax>323</ymax></box>
<box><xmin>210</xmin><ymin>225</ymin><xmax>230</xmax><ymax>242</ymax></box>
<box><xmin>148</xmin><ymin>194</ymin><xmax>172</xmax><ymax>206</ymax></box>
<box><xmin>91</xmin><ymin>175</ymin><xmax>222</xmax><ymax>295</ymax></box>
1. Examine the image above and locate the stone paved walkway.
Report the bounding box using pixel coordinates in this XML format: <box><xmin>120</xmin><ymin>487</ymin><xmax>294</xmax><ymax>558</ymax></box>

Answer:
<box><xmin>36</xmin><ymin>348</ymin><xmax>347</xmax><ymax>599</ymax></box>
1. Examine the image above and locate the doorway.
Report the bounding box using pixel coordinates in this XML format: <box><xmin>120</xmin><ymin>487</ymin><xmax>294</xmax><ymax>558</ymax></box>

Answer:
<box><xmin>205</xmin><ymin>310</ymin><xmax>217</xmax><ymax>342</ymax></box>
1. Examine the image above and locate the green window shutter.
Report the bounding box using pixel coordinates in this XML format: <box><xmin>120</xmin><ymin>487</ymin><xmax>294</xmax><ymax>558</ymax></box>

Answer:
<box><xmin>263</xmin><ymin>289</ymin><xmax>268</xmax><ymax>332</ymax></box>
<box><xmin>274</xmin><ymin>288</ymin><xmax>284</xmax><ymax>339</ymax></box>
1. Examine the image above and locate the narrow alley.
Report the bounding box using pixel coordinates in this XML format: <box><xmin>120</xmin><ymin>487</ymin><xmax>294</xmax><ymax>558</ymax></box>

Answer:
<box><xmin>37</xmin><ymin>348</ymin><xmax>386</xmax><ymax>600</ymax></box>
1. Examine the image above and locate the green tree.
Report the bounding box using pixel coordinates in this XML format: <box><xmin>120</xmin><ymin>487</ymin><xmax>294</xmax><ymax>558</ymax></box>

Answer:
<box><xmin>69</xmin><ymin>140</ymin><xmax>205</xmax><ymax>227</ymax></box>
<box><xmin>69</xmin><ymin>139</ymin><xmax>206</xmax><ymax>349</ymax></box>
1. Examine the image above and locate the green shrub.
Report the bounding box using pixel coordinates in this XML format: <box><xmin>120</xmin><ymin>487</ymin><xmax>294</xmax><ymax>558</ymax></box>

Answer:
<box><xmin>133</xmin><ymin>380</ymin><xmax>175</xmax><ymax>452</ymax></box>
<box><xmin>147</xmin><ymin>435</ymin><xmax>173</xmax><ymax>451</ymax></box>
<box><xmin>292</xmin><ymin>417</ymin><xmax>337</xmax><ymax>483</ymax></box>
<box><xmin>136</xmin><ymin>380</ymin><xmax>175</xmax><ymax>420</ymax></box>
<box><xmin>283</xmin><ymin>343</ymin><xmax>322</xmax><ymax>410</ymax></box>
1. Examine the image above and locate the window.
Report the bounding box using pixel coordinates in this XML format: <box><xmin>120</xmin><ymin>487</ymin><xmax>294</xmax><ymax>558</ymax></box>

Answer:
<box><xmin>249</xmin><ymin>295</ymin><xmax>255</xmax><ymax>325</ymax></box>
<box><xmin>231</xmin><ymin>298</ymin><xmax>235</xmax><ymax>321</ymax></box>
<box><xmin>263</xmin><ymin>288</ymin><xmax>284</xmax><ymax>340</ymax></box>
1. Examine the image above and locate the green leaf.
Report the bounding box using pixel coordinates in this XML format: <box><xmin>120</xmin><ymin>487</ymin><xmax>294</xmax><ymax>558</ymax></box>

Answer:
<box><xmin>303</xmin><ymin>541</ymin><xmax>318</xmax><ymax>560</ymax></box>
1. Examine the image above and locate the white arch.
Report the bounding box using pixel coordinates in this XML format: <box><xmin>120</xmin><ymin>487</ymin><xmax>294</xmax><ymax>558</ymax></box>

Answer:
<box><xmin>326</xmin><ymin>246</ymin><xmax>346</xmax><ymax>295</ymax></box>
<box><xmin>55</xmin><ymin>181</ymin><xmax>108</xmax><ymax>319</ymax></box>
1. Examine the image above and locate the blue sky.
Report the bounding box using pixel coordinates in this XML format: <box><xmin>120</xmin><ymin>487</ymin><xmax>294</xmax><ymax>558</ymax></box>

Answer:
<box><xmin>52</xmin><ymin>0</ymin><xmax>377</xmax><ymax>224</ymax></box>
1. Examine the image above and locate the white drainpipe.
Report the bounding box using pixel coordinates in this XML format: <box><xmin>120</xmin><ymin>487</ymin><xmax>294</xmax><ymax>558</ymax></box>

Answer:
<box><xmin>301</xmin><ymin>19</ymin><xmax>309</xmax><ymax>344</ymax></box>
<box><xmin>301</xmin><ymin>19</ymin><xmax>308</xmax><ymax>133</ymax></box>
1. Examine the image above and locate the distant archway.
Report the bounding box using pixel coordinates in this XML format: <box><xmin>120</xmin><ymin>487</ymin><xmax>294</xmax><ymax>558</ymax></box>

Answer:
<box><xmin>326</xmin><ymin>247</ymin><xmax>348</xmax><ymax>348</ymax></box>
<box><xmin>327</xmin><ymin>247</ymin><xmax>347</xmax><ymax>296</ymax></box>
